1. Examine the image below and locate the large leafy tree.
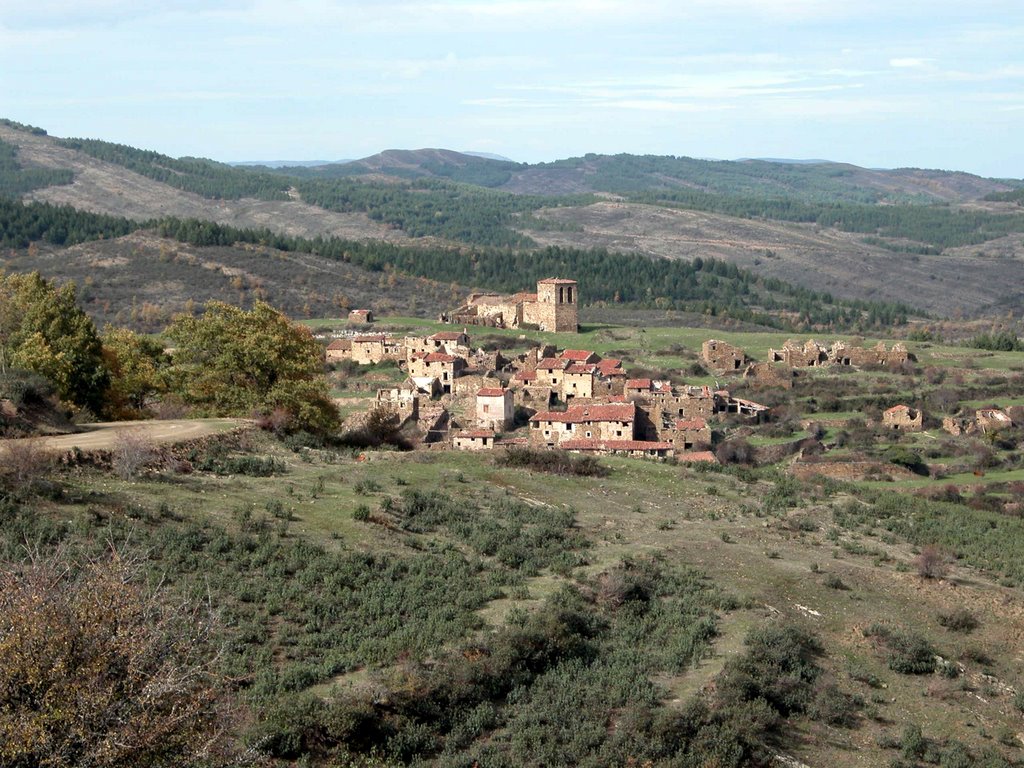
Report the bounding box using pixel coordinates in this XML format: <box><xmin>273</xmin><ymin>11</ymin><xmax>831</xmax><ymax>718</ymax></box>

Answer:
<box><xmin>100</xmin><ymin>326</ymin><xmax>169</xmax><ymax>419</ymax></box>
<box><xmin>165</xmin><ymin>301</ymin><xmax>339</xmax><ymax>434</ymax></box>
<box><xmin>0</xmin><ymin>271</ymin><xmax>109</xmax><ymax>414</ymax></box>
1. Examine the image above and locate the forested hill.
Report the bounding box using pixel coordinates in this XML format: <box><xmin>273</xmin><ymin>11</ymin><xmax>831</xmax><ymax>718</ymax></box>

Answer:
<box><xmin>4</xmin><ymin>118</ymin><xmax>1024</xmax><ymax>318</ymax></box>
<box><xmin>280</xmin><ymin>148</ymin><xmax>1019</xmax><ymax>205</ymax></box>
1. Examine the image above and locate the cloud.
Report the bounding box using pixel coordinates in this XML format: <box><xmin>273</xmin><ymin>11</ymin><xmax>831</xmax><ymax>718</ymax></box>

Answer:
<box><xmin>889</xmin><ymin>58</ymin><xmax>934</xmax><ymax>68</ymax></box>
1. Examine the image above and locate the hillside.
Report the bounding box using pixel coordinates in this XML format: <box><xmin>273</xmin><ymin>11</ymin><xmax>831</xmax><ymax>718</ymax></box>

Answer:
<box><xmin>3</xmin><ymin>119</ymin><xmax>1024</xmax><ymax>320</ymax></box>
<box><xmin>519</xmin><ymin>201</ymin><xmax>1024</xmax><ymax>317</ymax></box>
<box><xmin>302</xmin><ymin>148</ymin><xmax>1018</xmax><ymax>204</ymax></box>
<box><xmin>2</xmin><ymin>231</ymin><xmax>465</xmax><ymax>331</ymax></box>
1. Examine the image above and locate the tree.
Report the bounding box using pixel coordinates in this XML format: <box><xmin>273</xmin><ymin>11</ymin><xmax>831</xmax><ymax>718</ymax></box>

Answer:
<box><xmin>0</xmin><ymin>549</ymin><xmax>226</xmax><ymax>767</ymax></box>
<box><xmin>0</xmin><ymin>271</ymin><xmax>109</xmax><ymax>414</ymax></box>
<box><xmin>101</xmin><ymin>326</ymin><xmax>169</xmax><ymax>419</ymax></box>
<box><xmin>165</xmin><ymin>301</ymin><xmax>339</xmax><ymax>434</ymax></box>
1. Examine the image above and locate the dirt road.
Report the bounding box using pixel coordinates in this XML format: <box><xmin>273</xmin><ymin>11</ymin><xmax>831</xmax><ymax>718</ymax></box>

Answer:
<box><xmin>7</xmin><ymin>418</ymin><xmax>245</xmax><ymax>453</ymax></box>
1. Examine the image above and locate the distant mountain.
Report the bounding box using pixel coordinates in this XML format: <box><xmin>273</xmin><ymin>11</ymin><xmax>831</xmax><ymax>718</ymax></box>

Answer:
<box><xmin>463</xmin><ymin>151</ymin><xmax>516</xmax><ymax>162</ymax></box>
<box><xmin>4</xmin><ymin>118</ymin><xmax>1024</xmax><ymax>319</ymax></box>
<box><xmin>231</xmin><ymin>160</ymin><xmax>349</xmax><ymax>168</ymax></box>
<box><xmin>740</xmin><ymin>157</ymin><xmax>837</xmax><ymax>165</ymax></box>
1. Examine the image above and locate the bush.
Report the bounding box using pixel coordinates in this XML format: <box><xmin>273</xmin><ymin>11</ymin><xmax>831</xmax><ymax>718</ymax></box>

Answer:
<box><xmin>866</xmin><ymin>624</ymin><xmax>937</xmax><ymax>674</ymax></box>
<box><xmin>497</xmin><ymin>447</ymin><xmax>609</xmax><ymax>477</ymax></box>
<box><xmin>937</xmin><ymin>608</ymin><xmax>979</xmax><ymax>633</ymax></box>
<box><xmin>916</xmin><ymin>545</ymin><xmax>951</xmax><ymax>579</ymax></box>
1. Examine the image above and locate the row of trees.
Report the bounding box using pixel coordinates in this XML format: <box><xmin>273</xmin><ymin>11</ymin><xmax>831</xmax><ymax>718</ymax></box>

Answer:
<box><xmin>155</xmin><ymin>217</ymin><xmax>914</xmax><ymax>329</ymax></box>
<box><xmin>0</xmin><ymin>271</ymin><xmax>339</xmax><ymax>434</ymax></box>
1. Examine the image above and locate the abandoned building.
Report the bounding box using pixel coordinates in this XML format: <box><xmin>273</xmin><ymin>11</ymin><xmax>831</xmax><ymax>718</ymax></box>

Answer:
<box><xmin>347</xmin><ymin>309</ymin><xmax>373</xmax><ymax>324</ymax></box>
<box><xmin>530</xmin><ymin>402</ymin><xmax>637</xmax><ymax>448</ymax></box>
<box><xmin>453</xmin><ymin>429</ymin><xmax>496</xmax><ymax>451</ymax></box>
<box><xmin>350</xmin><ymin>334</ymin><xmax>404</xmax><ymax>365</ymax></box>
<box><xmin>943</xmin><ymin>407</ymin><xmax>1013</xmax><ymax>436</ymax></box>
<box><xmin>769</xmin><ymin>339</ymin><xmax>915</xmax><ymax>369</ymax></box>
<box><xmin>444</xmin><ymin>278</ymin><xmax>579</xmax><ymax>333</ymax></box>
<box><xmin>325</xmin><ymin>338</ymin><xmax>352</xmax><ymax>362</ymax></box>
<box><xmin>477</xmin><ymin>387</ymin><xmax>514</xmax><ymax>431</ymax></box>
<box><xmin>672</xmin><ymin>417</ymin><xmax>711</xmax><ymax>452</ymax></box>
<box><xmin>882</xmin><ymin>405</ymin><xmax>923</xmax><ymax>431</ymax></box>
<box><xmin>702</xmin><ymin>340</ymin><xmax>748</xmax><ymax>373</ymax></box>
<box><xmin>407</xmin><ymin>352</ymin><xmax>467</xmax><ymax>393</ymax></box>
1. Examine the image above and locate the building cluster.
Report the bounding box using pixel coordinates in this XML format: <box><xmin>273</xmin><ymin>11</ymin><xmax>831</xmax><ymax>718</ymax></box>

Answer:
<box><xmin>333</xmin><ymin>287</ymin><xmax>1012</xmax><ymax>464</ymax></box>
<box><xmin>329</xmin><ymin>310</ymin><xmax>770</xmax><ymax>462</ymax></box>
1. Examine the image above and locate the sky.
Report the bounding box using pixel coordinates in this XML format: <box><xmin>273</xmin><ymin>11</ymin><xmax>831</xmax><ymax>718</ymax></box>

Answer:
<box><xmin>1</xmin><ymin>0</ymin><xmax>1022</xmax><ymax>177</ymax></box>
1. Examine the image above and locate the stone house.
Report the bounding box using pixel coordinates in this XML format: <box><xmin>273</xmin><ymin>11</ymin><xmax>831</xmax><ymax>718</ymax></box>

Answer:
<box><xmin>651</xmin><ymin>385</ymin><xmax>716</xmax><ymax>423</ymax></box>
<box><xmin>536</xmin><ymin>357</ymin><xmax>570</xmax><ymax>393</ymax></box>
<box><xmin>882</xmin><ymin>405</ymin><xmax>923</xmax><ymax>431</ymax></box>
<box><xmin>769</xmin><ymin>339</ymin><xmax>828</xmax><ymax>367</ymax></box>
<box><xmin>375</xmin><ymin>384</ymin><xmax>419</xmax><ymax>424</ymax></box>
<box><xmin>944</xmin><ymin>407</ymin><xmax>1013</xmax><ymax>435</ymax></box>
<box><xmin>325</xmin><ymin>338</ymin><xmax>352</xmax><ymax>362</ymax></box>
<box><xmin>743</xmin><ymin>362</ymin><xmax>799</xmax><ymax>390</ymax></box>
<box><xmin>477</xmin><ymin>387</ymin><xmax>514</xmax><ymax>431</ymax></box>
<box><xmin>672</xmin><ymin>417</ymin><xmax>711</xmax><ymax>452</ymax></box>
<box><xmin>453</xmin><ymin>429</ymin><xmax>496</xmax><ymax>451</ymax></box>
<box><xmin>351</xmin><ymin>334</ymin><xmax>403</xmax><ymax>365</ymax></box>
<box><xmin>702</xmin><ymin>340</ymin><xmax>748</xmax><ymax>373</ymax></box>
<box><xmin>348</xmin><ymin>309</ymin><xmax>373</xmax><ymax>324</ymax></box>
<box><xmin>976</xmin><ymin>407</ymin><xmax>1013</xmax><ymax>433</ymax></box>
<box><xmin>446</xmin><ymin>278</ymin><xmax>578</xmax><ymax>333</ymax></box>
<box><xmin>563</xmin><ymin>363</ymin><xmax>597</xmax><ymax>400</ymax></box>
<box><xmin>407</xmin><ymin>352</ymin><xmax>466</xmax><ymax>393</ymax></box>
<box><xmin>529</xmin><ymin>402</ymin><xmax>636</xmax><ymax>448</ymax></box>
<box><xmin>714</xmin><ymin>392</ymin><xmax>770</xmax><ymax>421</ymax></box>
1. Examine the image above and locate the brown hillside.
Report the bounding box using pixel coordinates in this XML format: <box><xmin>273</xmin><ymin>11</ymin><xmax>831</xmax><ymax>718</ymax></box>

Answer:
<box><xmin>3</xmin><ymin>232</ymin><xmax>466</xmax><ymax>331</ymax></box>
<box><xmin>521</xmin><ymin>201</ymin><xmax>1024</xmax><ymax>317</ymax></box>
<box><xmin>0</xmin><ymin>124</ymin><xmax>407</xmax><ymax>242</ymax></box>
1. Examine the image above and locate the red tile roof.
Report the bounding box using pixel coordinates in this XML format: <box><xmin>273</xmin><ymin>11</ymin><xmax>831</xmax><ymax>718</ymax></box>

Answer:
<box><xmin>676</xmin><ymin>418</ymin><xmax>708</xmax><ymax>431</ymax></box>
<box><xmin>530</xmin><ymin>402</ymin><xmax>635</xmax><ymax>424</ymax></box>
<box><xmin>597</xmin><ymin>359</ymin><xmax>623</xmax><ymax>373</ymax></box>
<box><xmin>625</xmin><ymin>378</ymin><xmax>652</xmax><ymax>390</ymax></box>
<box><xmin>512</xmin><ymin>292</ymin><xmax>538</xmax><ymax>302</ymax></box>
<box><xmin>326</xmin><ymin>339</ymin><xmax>351</xmax><ymax>350</ymax></box>
<box><xmin>559</xmin><ymin>349</ymin><xmax>596</xmax><ymax>361</ymax></box>
<box><xmin>429</xmin><ymin>331</ymin><xmax>467</xmax><ymax>341</ymax></box>
<box><xmin>353</xmin><ymin>334</ymin><xmax>387</xmax><ymax>343</ymax></box>
<box><xmin>561</xmin><ymin>439</ymin><xmax>673</xmax><ymax>452</ymax></box>
<box><xmin>424</xmin><ymin>352</ymin><xmax>456</xmax><ymax>363</ymax></box>
<box><xmin>477</xmin><ymin>387</ymin><xmax>508</xmax><ymax>397</ymax></box>
<box><xmin>513</xmin><ymin>370</ymin><xmax>537</xmax><ymax>382</ymax></box>
<box><xmin>536</xmin><ymin>357</ymin><xmax>569</xmax><ymax>370</ymax></box>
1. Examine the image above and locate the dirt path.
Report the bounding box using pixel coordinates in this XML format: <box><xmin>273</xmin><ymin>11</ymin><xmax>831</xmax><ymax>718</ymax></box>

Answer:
<box><xmin>7</xmin><ymin>418</ymin><xmax>245</xmax><ymax>452</ymax></box>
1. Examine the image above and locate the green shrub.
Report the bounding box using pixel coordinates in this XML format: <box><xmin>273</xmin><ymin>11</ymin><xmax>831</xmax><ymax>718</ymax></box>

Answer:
<box><xmin>937</xmin><ymin>608</ymin><xmax>979</xmax><ymax>633</ymax></box>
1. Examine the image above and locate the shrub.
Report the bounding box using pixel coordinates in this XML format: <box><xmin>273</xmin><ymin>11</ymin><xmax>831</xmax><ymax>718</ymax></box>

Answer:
<box><xmin>937</xmin><ymin>608</ymin><xmax>979</xmax><ymax>633</ymax></box>
<box><xmin>497</xmin><ymin>447</ymin><xmax>609</xmax><ymax>477</ymax></box>
<box><xmin>866</xmin><ymin>624</ymin><xmax>938</xmax><ymax>674</ymax></box>
<box><xmin>823</xmin><ymin>574</ymin><xmax>848</xmax><ymax>590</ymax></box>
<box><xmin>0</xmin><ymin>550</ymin><xmax>227</xmax><ymax>766</ymax></box>
<box><xmin>916</xmin><ymin>545</ymin><xmax>951</xmax><ymax>579</ymax></box>
<box><xmin>110</xmin><ymin>429</ymin><xmax>157</xmax><ymax>480</ymax></box>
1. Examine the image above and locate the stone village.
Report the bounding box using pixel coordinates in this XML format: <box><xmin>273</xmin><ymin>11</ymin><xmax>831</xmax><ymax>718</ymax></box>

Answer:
<box><xmin>322</xmin><ymin>278</ymin><xmax>1014</xmax><ymax>462</ymax></box>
